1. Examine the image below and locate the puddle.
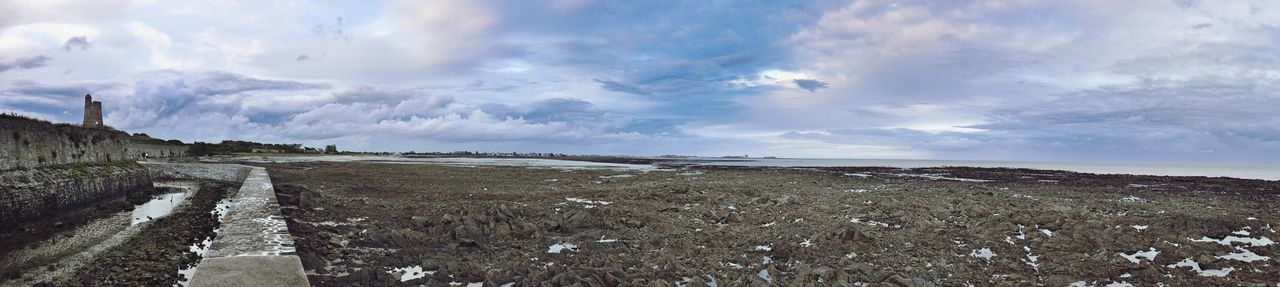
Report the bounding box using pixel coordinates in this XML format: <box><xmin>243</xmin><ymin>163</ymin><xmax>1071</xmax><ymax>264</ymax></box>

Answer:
<box><xmin>1118</xmin><ymin>247</ymin><xmax>1158</xmax><ymax>263</ymax></box>
<box><xmin>895</xmin><ymin>173</ymin><xmax>991</xmax><ymax>182</ymax></box>
<box><xmin>388</xmin><ymin>265</ymin><xmax>434</xmax><ymax>282</ymax></box>
<box><xmin>1167</xmin><ymin>258</ymin><xmax>1234</xmax><ymax>277</ymax></box>
<box><xmin>756</xmin><ymin>269</ymin><xmax>772</xmax><ymax>284</ymax></box>
<box><xmin>134</xmin><ymin>183</ymin><xmax>199</xmax><ymax>225</ymax></box>
<box><xmin>175</xmin><ymin>196</ymin><xmax>234</xmax><ymax>287</ymax></box>
<box><xmin>970</xmin><ymin>248</ymin><xmax>996</xmax><ymax>260</ymax></box>
<box><xmin>565</xmin><ymin>197</ymin><xmax>612</xmax><ymax>208</ymax></box>
<box><xmin>1217</xmin><ymin>247</ymin><xmax>1270</xmax><ymax>262</ymax></box>
<box><xmin>851</xmin><ymin>218</ymin><xmax>899</xmax><ymax>228</ymax></box>
<box><xmin>547</xmin><ymin>243</ymin><xmax>578</xmax><ymax>253</ymax></box>
<box><xmin>1189</xmin><ymin>234</ymin><xmax>1275</xmax><ymax>247</ymax></box>
<box><xmin>175</xmin><ymin>234</ymin><xmax>214</xmax><ymax>286</ymax></box>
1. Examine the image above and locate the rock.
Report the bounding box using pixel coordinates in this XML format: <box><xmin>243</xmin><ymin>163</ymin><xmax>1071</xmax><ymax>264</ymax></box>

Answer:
<box><xmin>1045</xmin><ymin>275</ymin><xmax>1075</xmax><ymax>286</ymax></box>
<box><xmin>298</xmin><ymin>189</ymin><xmax>318</xmax><ymax>209</ymax></box>
<box><xmin>566</xmin><ymin>210</ymin><xmax>595</xmax><ymax>229</ymax></box>
<box><xmin>454</xmin><ymin>222</ymin><xmax>484</xmax><ymax>245</ymax></box>
<box><xmin>727</xmin><ymin>213</ymin><xmax>741</xmax><ymax>223</ymax></box>
<box><xmin>411</xmin><ymin>216</ymin><xmax>431</xmax><ymax>228</ymax></box>
<box><xmin>603</xmin><ymin>271</ymin><xmax>622</xmax><ymax>287</ymax></box>
<box><xmin>886</xmin><ymin>275</ymin><xmax>937</xmax><ymax>287</ymax></box>
<box><xmin>493</xmin><ymin>222</ymin><xmax>512</xmax><ymax>237</ymax></box>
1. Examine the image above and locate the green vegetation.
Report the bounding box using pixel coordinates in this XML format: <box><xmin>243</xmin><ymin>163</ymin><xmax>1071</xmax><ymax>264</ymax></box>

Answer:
<box><xmin>56</xmin><ymin>160</ymin><xmax>141</xmax><ymax>170</ymax></box>
<box><xmin>54</xmin><ymin>160</ymin><xmax>142</xmax><ymax>180</ymax></box>
<box><xmin>129</xmin><ymin>133</ymin><xmax>185</xmax><ymax>145</ymax></box>
<box><xmin>188</xmin><ymin>140</ymin><xmax>319</xmax><ymax>156</ymax></box>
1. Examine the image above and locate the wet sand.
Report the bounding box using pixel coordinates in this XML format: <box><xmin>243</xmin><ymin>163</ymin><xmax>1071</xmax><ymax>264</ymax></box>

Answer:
<box><xmin>262</xmin><ymin>161</ymin><xmax>1279</xmax><ymax>286</ymax></box>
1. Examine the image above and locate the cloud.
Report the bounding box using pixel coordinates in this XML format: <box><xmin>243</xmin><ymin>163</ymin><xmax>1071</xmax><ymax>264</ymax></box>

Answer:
<box><xmin>793</xmin><ymin>79</ymin><xmax>828</xmax><ymax>92</ymax></box>
<box><xmin>593</xmin><ymin>79</ymin><xmax>649</xmax><ymax>95</ymax></box>
<box><xmin>0</xmin><ymin>55</ymin><xmax>51</xmax><ymax>73</ymax></box>
<box><xmin>107</xmin><ymin>71</ymin><xmax>332</xmax><ymax>129</ymax></box>
<box><xmin>4</xmin><ymin>80</ymin><xmax>116</xmax><ymax>98</ymax></box>
<box><xmin>63</xmin><ymin>36</ymin><xmax>91</xmax><ymax>51</ymax></box>
<box><xmin>5</xmin><ymin>0</ymin><xmax>1280</xmax><ymax>160</ymax></box>
<box><xmin>0</xmin><ymin>71</ymin><xmax>700</xmax><ymax>153</ymax></box>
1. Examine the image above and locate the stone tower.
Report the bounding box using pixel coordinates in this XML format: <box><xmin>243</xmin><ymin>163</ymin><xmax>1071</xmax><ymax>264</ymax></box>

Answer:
<box><xmin>83</xmin><ymin>94</ymin><xmax>103</xmax><ymax>128</ymax></box>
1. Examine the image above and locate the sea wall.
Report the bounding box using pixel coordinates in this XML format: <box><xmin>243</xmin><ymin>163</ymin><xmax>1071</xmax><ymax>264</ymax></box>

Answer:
<box><xmin>127</xmin><ymin>142</ymin><xmax>189</xmax><ymax>159</ymax></box>
<box><xmin>146</xmin><ymin>163</ymin><xmax>308</xmax><ymax>286</ymax></box>
<box><xmin>144</xmin><ymin>163</ymin><xmax>248</xmax><ymax>182</ymax></box>
<box><xmin>0</xmin><ymin>162</ymin><xmax>152</xmax><ymax>230</ymax></box>
<box><xmin>0</xmin><ymin>117</ymin><xmax>129</xmax><ymax>170</ymax></box>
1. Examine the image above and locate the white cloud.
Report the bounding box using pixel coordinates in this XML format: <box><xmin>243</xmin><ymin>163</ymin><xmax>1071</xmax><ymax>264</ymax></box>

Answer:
<box><xmin>127</xmin><ymin>21</ymin><xmax>202</xmax><ymax>70</ymax></box>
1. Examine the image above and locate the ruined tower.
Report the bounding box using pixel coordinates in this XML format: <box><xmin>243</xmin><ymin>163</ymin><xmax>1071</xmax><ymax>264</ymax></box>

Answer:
<box><xmin>83</xmin><ymin>94</ymin><xmax>104</xmax><ymax>128</ymax></box>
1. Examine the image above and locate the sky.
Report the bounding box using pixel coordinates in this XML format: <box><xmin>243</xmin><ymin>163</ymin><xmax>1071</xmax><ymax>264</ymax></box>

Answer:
<box><xmin>2</xmin><ymin>0</ymin><xmax>1279</xmax><ymax>162</ymax></box>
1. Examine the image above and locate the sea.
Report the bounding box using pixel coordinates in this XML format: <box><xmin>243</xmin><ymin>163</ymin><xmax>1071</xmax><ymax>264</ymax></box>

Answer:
<box><xmin>664</xmin><ymin>158</ymin><xmax>1280</xmax><ymax>181</ymax></box>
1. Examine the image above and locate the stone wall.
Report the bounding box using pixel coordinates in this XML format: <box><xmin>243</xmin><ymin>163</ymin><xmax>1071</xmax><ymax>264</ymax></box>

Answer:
<box><xmin>0</xmin><ymin>162</ymin><xmax>152</xmax><ymax>229</ymax></box>
<box><xmin>144</xmin><ymin>163</ymin><xmax>248</xmax><ymax>182</ymax></box>
<box><xmin>127</xmin><ymin>142</ymin><xmax>190</xmax><ymax>159</ymax></box>
<box><xmin>0</xmin><ymin>117</ymin><xmax>129</xmax><ymax>170</ymax></box>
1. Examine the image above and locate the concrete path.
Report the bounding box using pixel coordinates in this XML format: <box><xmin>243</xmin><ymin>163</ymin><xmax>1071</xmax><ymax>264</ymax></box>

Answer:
<box><xmin>180</xmin><ymin>166</ymin><xmax>308</xmax><ymax>287</ymax></box>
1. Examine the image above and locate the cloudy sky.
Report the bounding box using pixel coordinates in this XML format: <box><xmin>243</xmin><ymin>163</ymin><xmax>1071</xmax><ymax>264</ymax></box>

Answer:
<box><xmin>2</xmin><ymin>0</ymin><xmax>1278</xmax><ymax>162</ymax></box>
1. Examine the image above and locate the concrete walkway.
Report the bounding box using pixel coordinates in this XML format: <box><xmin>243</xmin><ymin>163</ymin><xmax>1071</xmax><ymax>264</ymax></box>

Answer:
<box><xmin>149</xmin><ymin>164</ymin><xmax>308</xmax><ymax>286</ymax></box>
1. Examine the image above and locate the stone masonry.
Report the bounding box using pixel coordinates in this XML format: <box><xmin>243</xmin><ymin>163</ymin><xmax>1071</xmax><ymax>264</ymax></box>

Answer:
<box><xmin>83</xmin><ymin>94</ymin><xmax>104</xmax><ymax>129</ymax></box>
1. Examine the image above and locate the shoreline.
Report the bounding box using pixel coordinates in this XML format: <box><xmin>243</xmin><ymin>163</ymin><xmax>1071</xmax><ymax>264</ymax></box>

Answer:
<box><xmin>214</xmin><ymin>154</ymin><xmax>1280</xmax><ymax>181</ymax></box>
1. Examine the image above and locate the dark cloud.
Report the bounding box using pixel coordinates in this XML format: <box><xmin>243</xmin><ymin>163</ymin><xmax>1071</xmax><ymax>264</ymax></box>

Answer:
<box><xmin>793</xmin><ymin>79</ymin><xmax>828</xmax><ymax>92</ymax></box>
<box><xmin>771</xmin><ymin>75</ymin><xmax>1280</xmax><ymax>162</ymax></box>
<box><xmin>1190</xmin><ymin>23</ymin><xmax>1213</xmax><ymax>30</ymax></box>
<box><xmin>106</xmin><ymin>71</ymin><xmax>333</xmax><ymax>128</ymax></box>
<box><xmin>0</xmin><ymin>55</ymin><xmax>51</xmax><ymax>73</ymax></box>
<box><xmin>296</xmin><ymin>54</ymin><xmax>311</xmax><ymax>62</ymax></box>
<box><xmin>479</xmin><ymin>98</ymin><xmax>685</xmax><ymax>136</ymax></box>
<box><xmin>0</xmin><ymin>80</ymin><xmax>124</xmax><ymax>122</ymax></box>
<box><xmin>593</xmin><ymin>79</ymin><xmax>649</xmax><ymax>95</ymax></box>
<box><xmin>63</xmin><ymin>36</ymin><xmax>91</xmax><ymax>52</ymax></box>
<box><xmin>965</xmin><ymin>77</ymin><xmax>1280</xmax><ymax>161</ymax></box>
<box><xmin>4</xmin><ymin>80</ymin><xmax>117</xmax><ymax>97</ymax></box>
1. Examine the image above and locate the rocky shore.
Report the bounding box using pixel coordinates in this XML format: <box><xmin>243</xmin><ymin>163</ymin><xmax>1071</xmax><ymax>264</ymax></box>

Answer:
<box><xmin>54</xmin><ymin>181</ymin><xmax>236</xmax><ymax>286</ymax></box>
<box><xmin>0</xmin><ymin>181</ymin><xmax>236</xmax><ymax>286</ymax></box>
<box><xmin>263</xmin><ymin>162</ymin><xmax>1280</xmax><ymax>286</ymax></box>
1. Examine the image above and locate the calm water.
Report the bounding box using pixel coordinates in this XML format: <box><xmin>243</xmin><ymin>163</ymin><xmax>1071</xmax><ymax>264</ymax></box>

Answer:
<box><xmin>234</xmin><ymin>155</ymin><xmax>1280</xmax><ymax>180</ymax></box>
<box><xmin>666</xmin><ymin>158</ymin><xmax>1280</xmax><ymax>181</ymax></box>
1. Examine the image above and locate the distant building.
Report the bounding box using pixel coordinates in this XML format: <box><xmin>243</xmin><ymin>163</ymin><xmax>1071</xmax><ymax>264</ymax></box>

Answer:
<box><xmin>83</xmin><ymin>94</ymin><xmax>104</xmax><ymax>129</ymax></box>
<box><xmin>126</xmin><ymin>134</ymin><xmax>189</xmax><ymax>159</ymax></box>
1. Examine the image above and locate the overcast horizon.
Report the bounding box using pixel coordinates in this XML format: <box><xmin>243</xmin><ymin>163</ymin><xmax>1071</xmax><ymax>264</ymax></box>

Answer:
<box><xmin>2</xmin><ymin>0</ymin><xmax>1279</xmax><ymax>162</ymax></box>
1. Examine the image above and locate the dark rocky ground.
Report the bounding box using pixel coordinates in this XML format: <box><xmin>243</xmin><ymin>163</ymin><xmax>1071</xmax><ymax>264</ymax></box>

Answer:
<box><xmin>0</xmin><ymin>180</ymin><xmax>236</xmax><ymax>286</ymax></box>
<box><xmin>264</xmin><ymin>162</ymin><xmax>1280</xmax><ymax>286</ymax></box>
<box><xmin>49</xmin><ymin>181</ymin><xmax>236</xmax><ymax>286</ymax></box>
<box><xmin>0</xmin><ymin>185</ymin><xmax>170</xmax><ymax>280</ymax></box>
